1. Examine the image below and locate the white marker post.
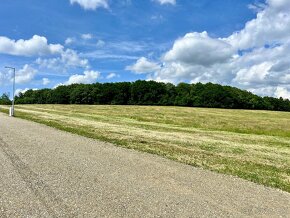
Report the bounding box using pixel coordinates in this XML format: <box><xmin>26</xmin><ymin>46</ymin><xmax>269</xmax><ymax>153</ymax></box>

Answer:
<box><xmin>9</xmin><ymin>107</ymin><xmax>14</xmax><ymax>117</ymax></box>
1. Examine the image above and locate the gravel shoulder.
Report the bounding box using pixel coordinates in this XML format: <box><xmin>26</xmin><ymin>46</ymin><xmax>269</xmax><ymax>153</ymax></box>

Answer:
<box><xmin>0</xmin><ymin>113</ymin><xmax>289</xmax><ymax>217</ymax></box>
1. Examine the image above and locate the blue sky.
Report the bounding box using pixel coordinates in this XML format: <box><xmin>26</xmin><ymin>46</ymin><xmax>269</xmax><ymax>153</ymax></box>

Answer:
<box><xmin>1</xmin><ymin>0</ymin><xmax>290</xmax><ymax>99</ymax></box>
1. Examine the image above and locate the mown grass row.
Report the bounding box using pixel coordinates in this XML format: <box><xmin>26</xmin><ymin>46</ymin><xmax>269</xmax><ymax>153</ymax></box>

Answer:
<box><xmin>1</xmin><ymin>105</ymin><xmax>289</xmax><ymax>192</ymax></box>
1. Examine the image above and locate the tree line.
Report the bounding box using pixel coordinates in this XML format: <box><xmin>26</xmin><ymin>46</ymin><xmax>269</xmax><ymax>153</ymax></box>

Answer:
<box><xmin>4</xmin><ymin>80</ymin><xmax>290</xmax><ymax>111</ymax></box>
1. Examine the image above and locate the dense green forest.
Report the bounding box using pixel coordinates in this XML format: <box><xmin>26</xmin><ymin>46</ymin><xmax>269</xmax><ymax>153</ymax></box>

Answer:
<box><xmin>2</xmin><ymin>81</ymin><xmax>290</xmax><ymax>111</ymax></box>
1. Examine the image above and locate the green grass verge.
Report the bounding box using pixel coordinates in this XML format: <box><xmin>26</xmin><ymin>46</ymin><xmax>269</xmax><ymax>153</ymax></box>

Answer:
<box><xmin>1</xmin><ymin>105</ymin><xmax>289</xmax><ymax>192</ymax></box>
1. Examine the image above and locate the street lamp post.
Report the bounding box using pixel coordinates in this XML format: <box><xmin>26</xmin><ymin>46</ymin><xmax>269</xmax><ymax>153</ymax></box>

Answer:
<box><xmin>5</xmin><ymin>66</ymin><xmax>16</xmax><ymax>117</ymax></box>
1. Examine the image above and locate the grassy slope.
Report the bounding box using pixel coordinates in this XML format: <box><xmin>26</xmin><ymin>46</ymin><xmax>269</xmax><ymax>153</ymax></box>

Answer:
<box><xmin>1</xmin><ymin>105</ymin><xmax>290</xmax><ymax>192</ymax></box>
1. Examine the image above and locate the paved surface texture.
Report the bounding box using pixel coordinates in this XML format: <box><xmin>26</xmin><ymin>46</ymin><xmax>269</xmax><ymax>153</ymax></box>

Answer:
<box><xmin>0</xmin><ymin>113</ymin><xmax>289</xmax><ymax>217</ymax></box>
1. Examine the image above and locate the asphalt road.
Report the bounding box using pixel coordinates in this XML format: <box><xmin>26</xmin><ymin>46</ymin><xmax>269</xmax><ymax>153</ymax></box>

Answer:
<box><xmin>0</xmin><ymin>113</ymin><xmax>289</xmax><ymax>217</ymax></box>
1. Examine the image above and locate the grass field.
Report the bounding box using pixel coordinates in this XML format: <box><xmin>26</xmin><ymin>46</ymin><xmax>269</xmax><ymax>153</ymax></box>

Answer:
<box><xmin>1</xmin><ymin>104</ymin><xmax>290</xmax><ymax>192</ymax></box>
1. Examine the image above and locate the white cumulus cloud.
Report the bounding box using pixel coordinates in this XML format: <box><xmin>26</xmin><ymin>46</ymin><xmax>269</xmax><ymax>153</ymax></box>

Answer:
<box><xmin>106</xmin><ymin>73</ymin><xmax>119</xmax><ymax>79</ymax></box>
<box><xmin>0</xmin><ymin>65</ymin><xmax>37</xmax><ymax>86</ymax></box>
<box><xmin>15</xmin><ymin>65</ymin><xmax>37</xmax><ymax>84</ymax></box>
<box><xmin>36</xmin><ymin>49</ymin><xmax>89</xmax><ymax>70</ymax></box>
<box><xmin>65</xmin><ymin>37</ymin><xmax>75</xmax><ymax>45</ymax></box>
<box><xmin>65</xmin><ymin>70</ymin><xmax>100</xmax><ymax>85</ymax></box>
<box><xmin>155</xmin><ymin>0</ymin><xmax>176</xmax><ymax>5</ymax></box>
<box><xmin>126</xmin><ymin>57</ymin><xmax>161</xmax><ymax>74</ymax></box>
<box><xmin>275</xmin><ymin>86</ymin><xmax>290</xmax><ymax>99</ymax></box>
<box><xmin>81</xmin><ymin>34</ymin><xmax>93</xmax><ymax>40</ymax></box>
<box><xmin>70</xmin><ymin>0</ymin><xmax>109</xmax><ymax>10</ymax></box>
<box><xmin>0</xmin><ymin>35</ymin><xmax>63</xmax><ymax>57</ymax></box>
<box><xmin>42</xmin><ymin>78</ymin><xmax>50</xmax><ymax>85</ymax></box>
<box><xmin>226</xmin><ymin>0</ymin><xmax>290</xmax><ymax>50</ymax></box>
<box><xmin>163</xmin><ymin>32</ymin><xmax>234</xmax><ymax>66</ymax></box>
<box><xmin>234</xmin><ymin>62</ymin><xmax>273</xmax><ymax>85</ymax></box>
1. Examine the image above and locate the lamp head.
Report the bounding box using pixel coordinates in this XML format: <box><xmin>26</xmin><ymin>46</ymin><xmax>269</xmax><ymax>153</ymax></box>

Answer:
<box><xmin>5</xmin><ymin>66</ymin><xmax>15</xmax><ymax>70</ymax></box>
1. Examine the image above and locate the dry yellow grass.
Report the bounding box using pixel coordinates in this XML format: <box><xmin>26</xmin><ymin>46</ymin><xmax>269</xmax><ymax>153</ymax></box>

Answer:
<box><xmin>1</xmin><ymin>104</ymin><xmax>290</xmax><ymax>192</ymax></box>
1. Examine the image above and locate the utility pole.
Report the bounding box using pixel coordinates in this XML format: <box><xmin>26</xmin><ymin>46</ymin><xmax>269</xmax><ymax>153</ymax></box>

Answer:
<box><xmin>5</xmin><ymin>66</ymin><xmax>16</xmax><ymax>117</ymax></box>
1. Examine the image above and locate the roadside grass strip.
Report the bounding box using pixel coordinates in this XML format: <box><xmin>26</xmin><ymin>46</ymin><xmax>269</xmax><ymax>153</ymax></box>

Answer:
<box><xmin>1</xmin><ymin>105</ymin><xmax>289</xmax><ymax>192</ymax></box>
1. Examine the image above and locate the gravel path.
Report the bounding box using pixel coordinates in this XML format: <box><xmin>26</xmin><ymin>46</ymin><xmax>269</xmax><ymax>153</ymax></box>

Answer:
<box><xmin>0</xmin><ymin>113</ymin><xmax>289</xmax><ymax>217</ymax></box>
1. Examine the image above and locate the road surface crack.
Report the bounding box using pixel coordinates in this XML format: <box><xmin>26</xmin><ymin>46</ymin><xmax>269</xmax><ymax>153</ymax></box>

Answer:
<box><xmin>0</xmin><ymin>137</ymin><xmax>76</xmax><ymax>217</ymax></box>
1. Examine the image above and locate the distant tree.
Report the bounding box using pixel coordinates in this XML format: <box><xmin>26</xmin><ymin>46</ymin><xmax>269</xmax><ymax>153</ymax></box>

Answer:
<box><xmin>130</xmin><ymin>80</ymin><xmax>167</xmax><ymax>105</ymax></box>
<box><xmin>110</xmin><ymin>82</ymin><xmax>131</xmax><ymax>105</ymax></box>
<box><xmin>70</xmin><ymin>84</ymin><xmax>94</xmax><ymax>104</ymax></box>
<box><xmin>51</xmin><ymin>85</ymin><xmax>71</xmax><ymax>104</ymax></box>
<box><xmin>175</xmin><ymin>83</ymin><xmax>191</xmax><ymax>106</ymax></box>
<box><xmin>160</xmin><ymin>83</ymin><xmax>176</xmax><ymax>105</ymax></box>
<box><xmin>0</xmin><ymin>93</ymin><xmax>11</xmax><ymax>105</ymax></box>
